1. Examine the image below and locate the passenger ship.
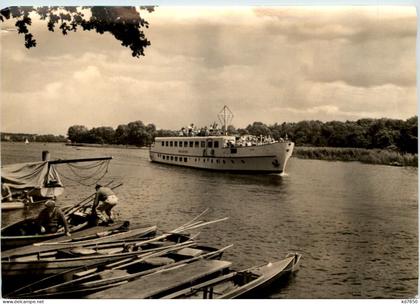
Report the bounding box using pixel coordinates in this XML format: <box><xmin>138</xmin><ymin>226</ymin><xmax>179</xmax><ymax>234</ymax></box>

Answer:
<box><xmin>149</xmin><ymin>107</ymin><xmax>294</xmax><ymax>173</ymax></box>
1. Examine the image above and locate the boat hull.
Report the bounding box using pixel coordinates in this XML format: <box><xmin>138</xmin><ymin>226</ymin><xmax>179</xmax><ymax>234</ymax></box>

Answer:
<box><xmin>150</xmin><ymin>139</ymin><xmax>294</xmax><ymax>173</ymax></box>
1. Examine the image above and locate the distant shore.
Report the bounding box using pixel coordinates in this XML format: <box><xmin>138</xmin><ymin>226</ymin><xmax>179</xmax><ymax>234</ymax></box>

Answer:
<box><xmin>294</xmin><ymin>146</ymin><xmax>418</xmax><ymax>167</ymax></box>
<box><xmin>8</xmin><ymin>142</ymin><xmax>416</xmax><ymax>167</ymax></box>
<box><xmin>65</xmin><ymin>143</ymin><xmax>148</xmax><ymax>150</ymax></box>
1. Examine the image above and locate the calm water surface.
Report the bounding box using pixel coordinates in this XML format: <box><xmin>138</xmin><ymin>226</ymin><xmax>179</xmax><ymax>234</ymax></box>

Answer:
<box><xmin>1</xmin><ymin>142</ymin><xmax>418</xmax><ymax>298</ymax></box>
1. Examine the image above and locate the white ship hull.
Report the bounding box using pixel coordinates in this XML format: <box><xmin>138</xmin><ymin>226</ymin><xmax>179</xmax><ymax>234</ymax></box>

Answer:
<box><xmin>149</xmin><ymin>136</ymin><xmax>294</xmax><ymax>173</ymax></box>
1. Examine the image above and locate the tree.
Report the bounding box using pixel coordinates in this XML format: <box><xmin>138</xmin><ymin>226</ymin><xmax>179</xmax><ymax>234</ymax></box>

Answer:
<box><xmin>67</xmin><ymin>125</ymin><xmax>89</xmax><ymax>143</ymax></box>
<box><xmin>115</xmin><ymin>124</ymin><xmax>129</xmax><ymax>145</ymax></box>
<box><xmin>246</xmin><ymin>122</ymin><xmax>272</xmax><ymax>137</ymax></box>
<box><xmin>89</xmin><ymin>126</ymin><xmax>115</xmax><ymax>144</ymax></box>
<box><xmin>0</xmin><ymin>6</ymin><xmax>154</xmax><ymax>57</ymax></box>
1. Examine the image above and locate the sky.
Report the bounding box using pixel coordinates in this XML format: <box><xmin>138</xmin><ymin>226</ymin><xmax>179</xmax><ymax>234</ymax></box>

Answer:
<box><xmin>0</xmin><ymin>6</ymin><xmax>417</xmax><ymax>135</ymax></box>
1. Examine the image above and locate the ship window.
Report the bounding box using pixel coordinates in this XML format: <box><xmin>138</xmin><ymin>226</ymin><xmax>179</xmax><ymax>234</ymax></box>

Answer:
<box><xmin>174</xmin><ymin>141</ymin><xmax>178</xmax><ymax>147</ymax></box>
<box><xmin>203</xmin><ymin>159</ymin><xmax>206</xmax><ymax>163</ymax></box>
<box><xmin>161</xmin><ymin>142</ymin><xmax>164</xmax><ymax>146</ymax></box>
<box><xmin>179</xmin><ymin>141</ymin><xmax>182</xmax><ymax>147</ymax></box>
<box><xmin>184</xmin><ymin>157</ymin><xmax>187</xmax><ymax>162</ymax></box>
<box><xmin>175</xmin><ymin>156</ymin><xmax>178</xmax><ymax>161</ymax></box>
<box><xmin>211</xmin><ymin>159</ymin><xmax>213</xmax><ymax>163</ymax></box>
<box><xmin>214</xmin><ymin>141</ymin><xmax>219</xmax><ymax>148</ymax></box>
<box><xmin>201</xmin><ymin>141</ymin><xmax>205</xmax><ymax>148</ymax></box>
<box><xmin>162</xmin><ymin>155</ymin><xmax>165</xmax><ymax>160</ymax></box>
<box><xmin>171</xmin><ymin>156</ymin><xmax>173</xmax><ymax>160</ymax></box>
<box><xmin>241</xmin><ymin>160</ymin><xmax>245</xmax><ymax>164</ymax></box>
<box><xmin>184</xmin><ymin>141</ymin><xmax>188</xmax><ymax>147</ymax></box>
<box><xmin>223</xmin><ymin>160</ymin><xmax>226</xmax><ymax>164</ymax></box>
<box><xmin>231</xmin><ymin>160</ymin><xmax>234</xmax><ymax>163</ymax></box>
<box><xmin>195</xmin><ymin>141</ymin><xmax>199</xmax><ymax>148</ymax></box>
<box><xmin>189</xmin><ymin>141</ymin><xmax>193</xmax><ymax>148</ymax></box>
<box><xmin>166</xmin><ymin>141</ymin><xmax>169</xmax><ymax>146</ymax></box>
<box><xmin>207</xmin><ymin>141</ymin><xmax>213</xmax><ymax>148</ymax></box>
<box><xmin>170</xmin><ymin>141</ymin><xmax>173</xmax><ymax>147</ymax></box>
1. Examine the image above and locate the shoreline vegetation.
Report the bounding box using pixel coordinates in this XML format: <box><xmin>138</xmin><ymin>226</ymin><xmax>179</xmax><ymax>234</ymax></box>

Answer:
<box><xmin>1</xmin><ymin>116</ymin><xmax>417</xmax><ymax>167</ymax></box>
<box><xmin>294</xmin><ymin>146</ymin><xmax>418</xmax><ymax>167</ymax></box>
<box><xmin>63</xmin><ymin>143</ymin><xmax>418</xmax><ymax>167</ymax></box>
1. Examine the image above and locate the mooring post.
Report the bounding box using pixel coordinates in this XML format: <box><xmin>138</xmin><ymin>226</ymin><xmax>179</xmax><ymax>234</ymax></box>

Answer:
<box><xmin>42</xmin><ymin>150</ymin><xmax>50</xmax><ymax>161</ymax></box>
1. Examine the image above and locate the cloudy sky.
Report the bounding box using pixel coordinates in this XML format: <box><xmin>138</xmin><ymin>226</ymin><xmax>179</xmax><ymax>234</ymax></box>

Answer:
<box><xmin>0</xmin><ymin>6</ymin><xmax>417</xmax><ymax>135</ymax></box>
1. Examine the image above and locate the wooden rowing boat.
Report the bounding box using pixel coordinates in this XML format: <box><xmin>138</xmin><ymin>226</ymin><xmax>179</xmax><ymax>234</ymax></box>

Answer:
<box><xmin>1</xmin><ymin>201</ymin><xmax>27</xmax><ymax>211</ymax></box>
<box><xmin>163</xmin><ymin>252</ymin><xmax>302</xmax><ymax>299</ymax></box>
<box><xmin>2</xmin><ymin>198</ymin><xmax>49</xmax><ymax>211</ymax></box>
<box><xmin>3</xmin><ymin>210</ymin><xmax>228</xmax><ymax>296</ymax></box>
<box><xmin>8</xmin><ymin>242</ymin><xmax>231</xmax><ymax>298</ymax></box>
<box><xmin>2</xmin><ymin>232</ymin><xmax>192</xmax><ymax>277</ymax></box>
<box><xmin>86</xmin><ymin>259</ymin><xmax>233</xmax><ymax>299</ymax></box>
<box><xmin>2</xmin><ymin>223</ymin><xmax>157</xmax><ymax>259</ymax></box>
<box><xmin>1</xmin><ymin>210</ymin><xmax>94</xmax><ymax>250</ymax></box>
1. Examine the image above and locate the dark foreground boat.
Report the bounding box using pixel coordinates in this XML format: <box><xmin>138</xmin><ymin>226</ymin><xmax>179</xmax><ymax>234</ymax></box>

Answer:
<box><xmin>1</xmin><ymin>211</ymin><xmax>94</xmax><ymax>250</ymax></box>
<box><xmin>7</xmin><ymin>241</ymin><xmax>231</xmax><ymax>298</ymax></box>
<box><xmin>162</xmin><ymin>252</ymin><xmax>302</xmax><ymax>299</ymax></box>
<box><xmin>2</xmin><ymin>232</ymin><xmax>190</xmax><ymax>278</ymax></box>
<box><xmin>2</xmin><ymin>223</ymin><xmax>157</xmax><ymax>259</ymax></box>
<box><xmin>3</xmin><ymin>213</ymin><xmax>228</xmax><ymax>294</ymax></box>
<box><xmin>86</xmin><ymin>259</ymin><xmax>233</xmax><ymax>299</ymax></box>
<box><xmin>1</xmin><ymin>199</ymin><xmax>46</xmax><ymax>211</ymax></box>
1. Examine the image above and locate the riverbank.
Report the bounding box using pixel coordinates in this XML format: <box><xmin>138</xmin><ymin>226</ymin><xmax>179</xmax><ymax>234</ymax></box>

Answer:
<box><xmin>65</xmin><ymin>143</ymin><xmax>148</xmax><ymax>149</ymax></box>
<box><xmin>294</xmin><ymin>146</ymin><xmax>418</xmax><ymax>167</ymax></box>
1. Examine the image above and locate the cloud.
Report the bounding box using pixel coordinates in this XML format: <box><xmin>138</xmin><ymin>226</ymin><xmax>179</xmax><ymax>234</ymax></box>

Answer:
<box><xmin>0</xmin><ymin>6</ymin><xmax>417</xmax><ymax>135</ymax></box>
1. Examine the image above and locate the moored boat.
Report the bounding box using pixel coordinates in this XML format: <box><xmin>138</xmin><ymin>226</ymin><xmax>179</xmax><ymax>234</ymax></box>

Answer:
<box><xmin>2</xmin><ymin>232</ymin><xmax>193</xmax><ymax>281</ymax></box>
<box><xmin>1</xmin><ymin>155</ymin><xmax>112</xmax><ymax>201</ymax></box>
<box><xmin>86</xmin><ymin>259</ymin><xmax>233</xmax><ymax>299</ymax></box>
<box><xmin>163</xmin><ymin>252</ymin><xmax>302</xmax><ymax>299</ymax></box>
<box><xmin>8</xmin><ymin>242</ymin><xmax>231</xmax><ymax>298</ymax></box>
<box><xmin>1</xmin><ymin>223</ymin><xmax>157</xmax><ymax>259</ymax></box>
<box><xmin>149</xmin><ymin>106</ymin><xmax>294</xmax><ymax>173</ymax></box>
<box><xmin>1</xmin><ymin>212</ymin><xmax>92</xmax><ymax>250</ymax></box>
<box><xmin>2</xmin><ymin>213</ymin><xmax>228</xmax><ymax>279</ymax></box>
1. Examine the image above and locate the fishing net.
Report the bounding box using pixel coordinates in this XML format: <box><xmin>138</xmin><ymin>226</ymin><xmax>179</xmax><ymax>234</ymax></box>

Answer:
<box><xmin>53</xmin><ymin>159</ymin><xmax>111</xmax><ymax>187</ymax></box>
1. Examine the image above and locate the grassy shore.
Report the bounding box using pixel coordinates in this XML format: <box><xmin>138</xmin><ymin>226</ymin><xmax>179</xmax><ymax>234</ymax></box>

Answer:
<box><xmin>294</xmin><ymin>146</ymin><xmax>418</xmax><ymax>167</ymax></box>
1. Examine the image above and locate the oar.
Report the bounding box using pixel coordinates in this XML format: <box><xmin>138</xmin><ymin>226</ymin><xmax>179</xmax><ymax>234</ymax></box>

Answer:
<box><xmin>62</xmin><ymin>180</ymin><xmax>114</xmax><ymax>214</ymax></box>
<box><xmin>175</xmin><ymin>217</ymin><xmax>229</xmax><ymax>232</ymax></box>
<box><xmin>35</xmin><ymin>243</ymin><xmax>233</xmax><ymax>296</ymax></box>
<box><xmin>29</xmin><ymin>241</ymin><xmax>196</xmax><ymax>294</ymax></box>
<box><xmin>175</xmin><ymin>208</ymin><xmax>209</xmax><ymax>231</ymax></box>
<box><xmin>65</xmin><ymin>181</ymin><xmax>120</xmax><ymax>215</ymax></box>
<box><xmin>81</xmin><ymin>244</ymin><xmax>233</xmax><ymax>292</ymax></box>
<box><xmin>64</xmin><ymin>182</ymin><xmax>123</xmax><ymax>216</ymax></box>
<box><xmin>62</xmin><ymin>180</ymin><xmax>114</xmax><ymax>215</ymax></box>
<box><xmin>112</xmin><ymin>240</ymin><xmax>195</xmax><ymax>270</ymax></box>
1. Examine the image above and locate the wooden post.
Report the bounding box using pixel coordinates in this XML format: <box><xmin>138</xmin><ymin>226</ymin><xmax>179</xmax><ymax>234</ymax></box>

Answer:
<box><xmin>42</xmin><ymin>151</ymin><xmax>50</xmax><ymax>161</ymax></box>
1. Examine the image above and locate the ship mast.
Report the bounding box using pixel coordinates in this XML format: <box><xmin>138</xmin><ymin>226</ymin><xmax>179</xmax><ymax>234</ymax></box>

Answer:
<box><xmin>217</xmin><ymin>105</ymin><xmax>234</xmax><ymax>135</ymax></box>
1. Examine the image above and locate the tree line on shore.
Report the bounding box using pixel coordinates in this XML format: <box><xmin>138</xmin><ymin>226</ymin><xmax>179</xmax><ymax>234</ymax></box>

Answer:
<box><xmin>65</xmin><ymin>116</ymin><xmax>417</xmax><ymax>154</ymax></box>
<box><xmin>1</xmin><ymin>117</ymin><xmax>416</xmax><ymax>155</ymax></box>
<box><xmin>0</xmin><ymin>132</ymin><xmax>66</xmax><ymax>143</ymax></box>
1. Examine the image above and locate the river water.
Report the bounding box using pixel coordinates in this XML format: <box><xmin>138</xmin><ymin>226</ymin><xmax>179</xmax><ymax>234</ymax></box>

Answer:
<box><xmin>1</xmin><ymin>142</ymin><xmax>418</xmax><ymax>299</ymax></box>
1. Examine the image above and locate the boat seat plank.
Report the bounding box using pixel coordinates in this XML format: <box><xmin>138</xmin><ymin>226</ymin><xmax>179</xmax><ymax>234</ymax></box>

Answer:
<box><xmin>87</xmin><ymin>259</ymin><xmax>232</xmax><ymax>299</ymax></box>
<box><xmin>176</xmin><ymin>248</ymin><xmax>203</xmax><ymax>257</ymax></box>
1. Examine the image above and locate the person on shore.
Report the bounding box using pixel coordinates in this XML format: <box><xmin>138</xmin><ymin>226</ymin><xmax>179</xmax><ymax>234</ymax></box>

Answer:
<box><xmin>1</xmin><ymin>183</ymin><xmax>13</xmax><ymax>202</ymax></box>
<box><xmin>38</xmin><ymin>200</ymin><xmax>71</xmax><ymax>236</ymax></box>
<box><xmin>92</xmin><ymin>184</ymin><xmax>118</xmax><ymax>224</ymax></box>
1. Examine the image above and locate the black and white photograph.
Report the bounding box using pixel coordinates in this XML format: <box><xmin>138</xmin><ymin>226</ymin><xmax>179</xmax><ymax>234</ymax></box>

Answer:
<box><xmin>0</xmin><ymin>4</ymin><xmax>418</xmax><ymax>299</ymax></box>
